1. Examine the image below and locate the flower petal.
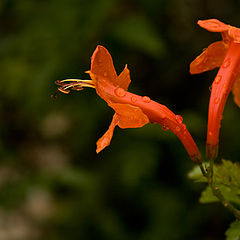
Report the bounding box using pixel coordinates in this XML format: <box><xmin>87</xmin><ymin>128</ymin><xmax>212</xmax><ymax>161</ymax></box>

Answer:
<box><xmin>197</xmin><ymin>19</ymin><xmax>229</xmax><ymax>32</ymax></box>
<box><xmin>90</xmin><ymin>46</ymin><xmax>131</xmax><ymax>90</ymax></box>
<box><xmin>232</xmin><ymin>73</ymin><xmax>240</xmax><ymax>107</ymax></box>
<box><xmin>91</xmin><ymin>45</ymin><xmax>118</xmax><ymax>84</ymax></box>
<box><xmin>117</xmin><ymin>65</ymin><xmax>131</xmax><ymax>90</ymax></box>
<box><xmin>96</xmin><ymin>114</ymin><xmax>118</xmax><ymax>153</ymax></box>
<box><xmin>190</xmin><ymin>41</ymin><xmax>227</xmax><ymax>74</ymax></box>
<box><xmin>109</xmin><ymin>103</ymin><xmax>149</xmax><ymax>128</ymax></box>
<box><xmin>228</xmin><ymin>26</ymin><xmax>240</xmax><ymax>43</ymax></box>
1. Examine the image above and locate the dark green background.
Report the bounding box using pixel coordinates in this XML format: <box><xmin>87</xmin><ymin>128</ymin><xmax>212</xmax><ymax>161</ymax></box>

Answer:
<box><xmin>0</xmin><ymin>0</ymin><xmax>240</xmax><ymax>239</ymax></box>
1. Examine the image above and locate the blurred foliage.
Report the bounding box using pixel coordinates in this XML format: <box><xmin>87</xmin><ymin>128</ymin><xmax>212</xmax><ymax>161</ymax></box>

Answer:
<box><xmin>189</xmin><ymin>160</ymin><xmax>240</xmax><ymax>239</ymax></box>
<box><xmin>226</xmin><ymin>221</ymin><xmax>240</xmax><ymax>240</ymax></box>
<box><xmin>0</xmin><ymin>0</ymin><xmax>240</xmax><ymax>239</ymax></box>
<box><xmin>189</xmin><ymin>160</ymin><xmax>240</xmax><ymax>206</ymax></box>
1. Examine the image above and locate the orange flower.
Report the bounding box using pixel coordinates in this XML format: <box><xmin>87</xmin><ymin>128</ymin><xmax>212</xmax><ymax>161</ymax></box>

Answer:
<box><xmin>56</xmin><ymin>45</ymin><xmax>202</xmax><ymax>163</ymax></box>
<box><xmin>190</xmin><ymin>19</ymin><xmax>240</xmax><ymax>159</ymax></box>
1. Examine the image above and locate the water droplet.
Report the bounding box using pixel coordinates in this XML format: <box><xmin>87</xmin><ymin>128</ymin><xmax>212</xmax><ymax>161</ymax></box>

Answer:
<box><xmin>214</xmin><ymin>97</ymin><xmax>220</xmax><ymax>104</ymax></box>
<box><xmin>131</xmin><ymin>96</ymin><xmax>137</xmax><ymax>103</ymax></box>
<box><xmin>214</xmin><ymin>75</ymin><xmax>222</xmax><ymax>84</ymax></box>
<box><xmin>209</xmin><ymin>85</ymin><xmax>212</xmax><ymax>92</ymax></box>
<box><xmin>182</xmin><ymin>124</ymin><xmax>186</xmax><ymax>131</ymax></box>
<box><xmin>175</xmin><ymin>126</ymin><xmax>181</xmax><ymax>132</ymax></box>
<box><xmin>222</xmin><ymin>58</ymin><xmax>231</xmax><ymax>68</ymax></box>
<box><xmin>175</xmin><ymin>115</ymin><xmax>183</xmax><ymax>123</ymax></box>
<box><xmin>115</xmin><ymin>88</ymin><xmax>126</xmax><ymax>97</ymax></box>
<box><xmin>161</xmin><ymin>125</ymin><xmax>169</xmax><ymax>131</ymax></box>
<box><xmin>142</xmin><ymin>96</ymin><xmax>151</xmax><ymax>103</ymax></box>
<box><xmin>103</xmin><ymin>72</ymin><xmax>108</xmax><ymax>77</ymax></box>
<box><xmin>208</xmin><ymin>131</ymin><xmax>213</xmax><ymax>136</ymax></box>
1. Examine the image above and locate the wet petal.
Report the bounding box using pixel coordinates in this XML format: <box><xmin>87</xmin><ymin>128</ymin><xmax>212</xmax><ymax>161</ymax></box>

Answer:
<box><xmin>198</xmin><ymin>19</ymin><xmax>229</xmax><ymax>32</ymax></box>
<box><xmin>232</xmin><ymin>73</ymin><xmax>240</xmax><ymax>107</ymax></box>
<box><xmin>90</xmin><ymin>45</ymin><xmax>118</xmax><ymax>84</ymax></box>
<box><xmin>109</xmin><ymin>103</ymin><xmax>149</xmax><ymax>128</ymax></box>
<box><xmin>96</xmin><ymin>114</ymin><xmax>118</xmax><ymax>153</ymax></box>
<box><xmin>117</xmin><ymin>65</ymin><xmax>131</xmax><ymax>90</ymax></box>
<box><xmin>190</xmin><ymin>41</ymin><xmax>227</xmax><ymax>74</ymax></box>
<box><xmin>228</xmin><ymin>26</ymin><xmax>240</xmax><ymax>43</ymax></box>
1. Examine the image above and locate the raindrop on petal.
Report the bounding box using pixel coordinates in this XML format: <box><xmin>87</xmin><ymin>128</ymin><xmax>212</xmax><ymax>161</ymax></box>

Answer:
<box><xmin>142</xmin><ymin>96</ymin><xmax>151</xmax><ymax>103</ymax></box>
<box><xmin>161</xmin><ymin>125</ymin><xmax>169</xmax><ymax>131</ymax></box>
<box><xmin>175</xmin><ymin>115</ymin><xmax>183</xmax><ymax>123</ymax></box>
<box><xmin>175</xmin><ymin>126</ymin><xmax>181</xmax><ymax>132</ymax></box>
<box><xmin>214</xmin><ymin>75</ymin><xmax>222</xmax><ymax>84</ymax></box>
<box><xmin>115</xmin><ymin>88</ymin><xmax>126</xmax><ymax>97</ymax></box>
<box><xmin>222</xmin><ymin>58</ymin><xmax>231</xmax><ymax>68</ymax></box>
<box><xmin>131</xmin><ymin>96</ymin><xmax>137</xmax><ymax>103</ymax></box>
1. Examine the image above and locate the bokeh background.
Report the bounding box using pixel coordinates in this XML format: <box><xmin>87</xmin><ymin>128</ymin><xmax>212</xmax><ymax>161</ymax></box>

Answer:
<box><xmin>1</xmin><ymin>0</ymin><xmax>240</xmax><ymax>239</ymax></box>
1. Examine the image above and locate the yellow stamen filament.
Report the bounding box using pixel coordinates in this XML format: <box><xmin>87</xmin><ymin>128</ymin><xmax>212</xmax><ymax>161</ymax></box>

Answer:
<box><xmin>53</xmin><ymin>79</ymin><xmax>95</xmax><ymax>98</ymax></box>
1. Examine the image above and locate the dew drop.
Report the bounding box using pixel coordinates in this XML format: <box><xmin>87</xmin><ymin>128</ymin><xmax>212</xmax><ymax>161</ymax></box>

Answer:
<box><xmin>209</xmin><ymin>85</ymin><xmax>212</xmax><ymax>92</ymax></box>
<box><xmin>103</xmin><ymin>72</ymin><xmax>108</xmax><ymax>77</ymax></box>
<box><xmin>214</xmin><ymin>97</ymin><xmax>220</xmax><ymax>104</ymax></box>
<box><xmin>161</xmin><ymin>125</ymin><xmax>169</xmax><ymax>131</ymax></box>
<box><xmin>222</xmin><ymin>58</ymin><xmax>231</xmax><ymax>68</ymax></box>
<box><xmin>115</xmin><ymin>88</ymin><xmax>126</xmax><ymax>97</ymax></box>
<box><xmin>175</xmin><ymin>115</ymin><xmax>183</xmax><ymax>123</ymax></box>
<box><xmin>142</xmin><ymin>96</ymin><xmax>151</xmax><ymax>103</ymax></box>
<box><xmin>175</xmin><ymin>126</ymin><xmax>181</xmax><ymax>132</ymax></box>
<box><xmin>131</xmin><ymin>96</ymin><xmax>137</xmax><ymax>103</ymax></box>
<box><xmin>214</xmin><ymin>75</ymin><xmax>222</xmax><ymax>84</ymax></box>
<box><xmin>208</xmin><ymin>131</ymin><xmax>213</xmax><ymax>136</ymax></box>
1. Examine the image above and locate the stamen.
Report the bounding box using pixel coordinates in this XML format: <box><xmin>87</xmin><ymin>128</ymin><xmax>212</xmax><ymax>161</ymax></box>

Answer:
<box><xmin>53</xmin><ymin>79</ymin><xmax>95</xmax><ymax>97</ymax></box>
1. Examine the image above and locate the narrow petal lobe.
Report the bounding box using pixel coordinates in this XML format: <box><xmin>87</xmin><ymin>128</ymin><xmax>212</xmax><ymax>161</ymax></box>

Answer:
<box><xmin>96</xmin><ymin>114</ymin><xmax>118</xmax><ymax>153</ymax></box>
<box><xmin>197</xmin><ymin>19</ymin><xmax>229</xmax><ymax>32</ymax></box>
<box><xmin>190</xmin><ymin>41</ymin><xmax>227</xmax><ymax>74</ymax></box>
<box><xmin>109</xmin><ymin>103</ymin><xmax>149</xmax><ymax>128</ymax></box>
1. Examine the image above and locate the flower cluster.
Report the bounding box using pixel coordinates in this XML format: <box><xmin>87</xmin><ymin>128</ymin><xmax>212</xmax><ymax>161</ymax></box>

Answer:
<box><xmin>55</xmin><ymin>19</ymin><xmax>240</xmax><ymax>164</ymax></box>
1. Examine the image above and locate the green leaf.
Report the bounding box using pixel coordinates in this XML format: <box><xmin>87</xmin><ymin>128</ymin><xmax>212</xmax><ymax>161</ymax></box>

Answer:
<box><xmin>214</xmin><ymin>160</ymin><xmax>240</xmax><ymax>189</ymax></box>
<box><xmin>200</xmin><ymin>186</ymin><xmax>218</xmax><ymax>203</ymax></box>
<box><xmin>189</xmin><ymin>160</ymin><xmax>240</xmax><ymax>206</ymax></box>
<box><xmin>226</xmin><ymin>221</ymin><xmax>240</xmax><ymax>240</ymax></box>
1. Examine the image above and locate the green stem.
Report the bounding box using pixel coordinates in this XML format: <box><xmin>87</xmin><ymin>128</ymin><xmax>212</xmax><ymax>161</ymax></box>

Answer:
<box><xmin>204</xmin><ymin>157</ymin><xmax>240</xmax><ymax>220</ymax></box>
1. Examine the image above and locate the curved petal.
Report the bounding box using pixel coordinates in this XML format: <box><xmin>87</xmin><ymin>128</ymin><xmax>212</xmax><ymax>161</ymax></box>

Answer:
<box><xmin>90</xmin><ymin>45</ymin><xmax>118</xmax><ymax>84</ymax></box>
<box><xmin>228</xmin><ymin>26</ymin><xmax>240</xmax><ymax>43</ymax></box>
<box><xmin>117</xmin><ymin>65</ymin><xmax>131</xmax><ymax>90</ymax></box>
<box><xmin>197</xmin><ymin>19</ymin><xmax>229</xmax><ymax>32</ymax></box>
<box><xmin>90</xmin><ymin>46</ymin><xmax>132</xmax><ymax>90</ymax></box>
<box><xmin>232</xmin><ymin>73</ymin><xmax>240</xmax><ymax>107</ymax></box>
<box><xmin>190</xmin><ymin>41</ymin><xmax>227</xmax><ymax>74</ymax></box>
<box><xmin>96</xmin><ymin>114</ymin><xmax>118</xmax><ymax>153</ymax></box>
<box><xmin>109</xmin><ymin>103</ymin><xmax>149</xmax><ymax>128</ymax></box>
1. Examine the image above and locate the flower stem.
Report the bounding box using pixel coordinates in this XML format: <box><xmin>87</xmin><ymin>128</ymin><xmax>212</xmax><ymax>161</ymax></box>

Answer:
<box><xmin>205</xmin><ymin>157</ymin><xmax>240</xmax><ymax>220</ymax></box>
